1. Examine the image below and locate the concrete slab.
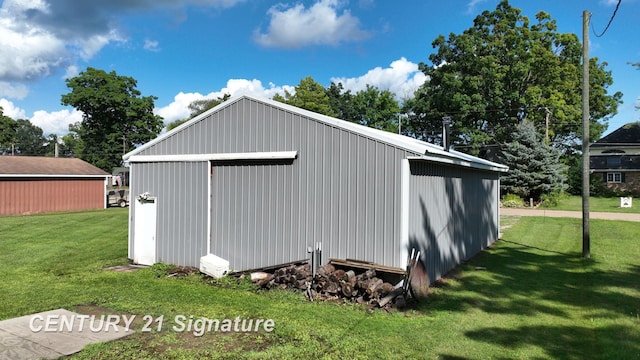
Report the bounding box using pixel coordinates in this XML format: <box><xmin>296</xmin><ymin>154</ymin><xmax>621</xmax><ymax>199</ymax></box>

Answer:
<box><xmin>0</xmin><ymin>308</ymin><xmax>133</xmax><ymax>360</ymax></box>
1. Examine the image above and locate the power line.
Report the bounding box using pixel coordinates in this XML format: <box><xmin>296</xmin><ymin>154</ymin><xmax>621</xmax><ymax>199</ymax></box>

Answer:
<box><xmin>590</xmin><ymin>0</ymin><xmax>622</xmax><ymax>38</ymax></box>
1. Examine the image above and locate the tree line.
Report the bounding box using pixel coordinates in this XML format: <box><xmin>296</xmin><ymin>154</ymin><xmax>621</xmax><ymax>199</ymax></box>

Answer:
<box><xmin>0</xmin><ymin>112</ymin><xmax>73</xmax><ymax>157</ymax></box>
<box><xmin>0</xmin><ymin>1</ymin><xmax>628</xmax><ymax>201</ymax></box>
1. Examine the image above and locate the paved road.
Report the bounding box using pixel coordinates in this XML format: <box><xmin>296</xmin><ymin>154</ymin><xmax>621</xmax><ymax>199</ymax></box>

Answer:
<box><xmin>500</xmin><ymin>207</ymin><xmax>640</xmax><ymax>222</ymax></box>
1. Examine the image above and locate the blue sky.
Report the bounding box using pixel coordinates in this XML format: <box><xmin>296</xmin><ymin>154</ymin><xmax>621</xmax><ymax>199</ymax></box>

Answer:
<box><xmin>0</xmin><ymin>0</ymin><xmax>638</xmax><ymax>138</ymax></box>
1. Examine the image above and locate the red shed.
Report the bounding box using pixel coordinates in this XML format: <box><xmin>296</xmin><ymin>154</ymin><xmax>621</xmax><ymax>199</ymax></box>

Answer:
<box><xmin>0</xmin><ymin>156</ymin><xmax>110</xmax><ymax>216</ymax></box>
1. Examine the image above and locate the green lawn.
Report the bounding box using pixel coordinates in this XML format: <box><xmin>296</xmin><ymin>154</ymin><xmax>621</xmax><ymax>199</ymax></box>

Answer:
<box><xmin>542</xmin><ymin>195</ymin><xmax>640</xmax><ymax>214</ymax></box>
<box><xmin>0</xmin><ymin>209</ymin><xmax>639</xmax><ymax>359</ymax></box>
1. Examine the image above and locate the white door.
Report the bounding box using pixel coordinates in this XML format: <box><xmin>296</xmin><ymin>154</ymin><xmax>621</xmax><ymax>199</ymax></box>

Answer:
<box><xmin>133</xmin><ymin>197</ymin><xmax>157</xmax><ymax>265</ymax></box>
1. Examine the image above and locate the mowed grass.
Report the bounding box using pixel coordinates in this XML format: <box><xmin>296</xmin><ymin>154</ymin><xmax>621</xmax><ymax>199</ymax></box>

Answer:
<box><xmin>543</xmin><ymin>195</ymin><xmax>640</xmax><ymax>214</ymax></box>
<box><xmin>0</xmin><ymin>210</ymin><xmax>639</xmax><ymax>359</ymax></box>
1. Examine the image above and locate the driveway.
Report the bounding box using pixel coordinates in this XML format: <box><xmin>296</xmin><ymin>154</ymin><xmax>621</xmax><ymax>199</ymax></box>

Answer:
<box><xmin>500</xmin><ymin>207</ymin><xmax>640</xmax><ymax>222</ymax></box>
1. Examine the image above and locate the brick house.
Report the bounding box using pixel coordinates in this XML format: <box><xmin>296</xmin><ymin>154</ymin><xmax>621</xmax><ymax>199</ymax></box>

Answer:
<box><xmin>590</xmin><ymin>122</ymin><xmax>640</xmax><ymax>195</ymax></box>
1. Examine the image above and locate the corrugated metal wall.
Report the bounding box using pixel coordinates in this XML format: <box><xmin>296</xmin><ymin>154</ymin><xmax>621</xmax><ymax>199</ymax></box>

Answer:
<box><xmin>132</xmin><ymin>98</ymin><xmax>411</xmax><ymax>270</ymax></box>
<box><xmin>0</xmin><ymin>178</ymin><xmax>104</xmax><ymax>216</ymax></box>
<box><xmin>407</xmin><ymin>160</ymin><xmax>499</xmax><ymax>283</ymax></box>
<box><xmin>128</xmin><ymin>162</ymin><xmax>209</xmax><ymax>267</ymax></box>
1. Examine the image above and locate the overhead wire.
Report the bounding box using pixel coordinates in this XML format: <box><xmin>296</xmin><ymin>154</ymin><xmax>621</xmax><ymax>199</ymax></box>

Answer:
<box><xmin>590</xmin><ymin>0</ymin><xmax>622</xmax><ymax>38</ymax></box>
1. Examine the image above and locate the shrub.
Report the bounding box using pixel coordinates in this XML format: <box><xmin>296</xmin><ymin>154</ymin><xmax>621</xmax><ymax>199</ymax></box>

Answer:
<box><xmin>501</xmin><ymin>193</ymin><xmax>525</xmax><ymax>208</ymax></box>
<box><xmin>540</xmin><ymin>192</ymin><xmax>566</xmax><ymax>208</ymax></box>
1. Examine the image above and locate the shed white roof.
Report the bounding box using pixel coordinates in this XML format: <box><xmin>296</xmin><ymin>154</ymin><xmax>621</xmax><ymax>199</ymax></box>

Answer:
<box><xmin>125</xmin><ymin>94</ymin><xmax>508</xmax><ymax>173</ymax></box>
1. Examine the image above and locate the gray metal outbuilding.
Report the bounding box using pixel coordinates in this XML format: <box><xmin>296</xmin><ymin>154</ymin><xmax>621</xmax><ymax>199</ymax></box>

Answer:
<box><xmin>123</xmin><ymin>94</ymin><xmax>508</xmax><ymax>283</ymax></box>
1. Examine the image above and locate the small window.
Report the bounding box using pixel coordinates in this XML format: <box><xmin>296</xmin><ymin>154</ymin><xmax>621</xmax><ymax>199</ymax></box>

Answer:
<box><xmin>606</xmin><ymin>172</ymin><xmax>622</xmax><ymax>183</ymax></box>
<box><xmin>606</xmin><ymin>157</ymin><xmax>621</xmax><ymax>166</ymax></box>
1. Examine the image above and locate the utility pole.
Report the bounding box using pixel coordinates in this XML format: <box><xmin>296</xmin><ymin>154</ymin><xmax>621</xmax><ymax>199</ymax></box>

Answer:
<box><xmin>581</xmin><ymin>10</ymin><xmax>591</xmax><ymax>258</ymax></box>
<box><xmin>544</xmin><ymin>107</ymin><xmax>551</xmax><ymax>144</ymax></box>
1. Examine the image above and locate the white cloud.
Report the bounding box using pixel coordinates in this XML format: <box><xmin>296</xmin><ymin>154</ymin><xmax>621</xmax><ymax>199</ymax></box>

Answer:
<box><xmin>75</xmin><ymin>30</ymin><xmax>125</xmax><ymax>61</ymax></box>
<box><xmin>0</xmin><ymin>0</ymin><xmax>247</xmax><ymax>98</ymax></box>
<box><xmin>0</xmin><ymin>82</ymin><xmax>29</xmax><ymax>99</ymax></box>
<box><xmin>155</xmin><ymin>79</ymin><xmax>294</xmax><ymax>124</ymax></box>
<box><xmin>254</xmin><ymin>0</ymin><xmax>370</xmax><ymax>48</ymax></box>
<box><xmin>466</xmin><ymin>0</ymin><xmax>488</xmax><ymax>14</ymax></box>
<box><xmin>63</xmin><ymin>65</ymin><xmax>80</xmax><ymax>80</ymax></box>
<box><xmin>0</xmin><ymin>10</ymin><xmax>67</xmax><ymax>82</ymax></box>
<box><xmin>330</xmin><ymin>57</ymin><xmax>427</xmax><ymax>101</ymax></box>
<box><xmin>154</xmin><ymin>92</ymin><xmax>204</xmax><ymax>124</ymax></box>
<box><xmin>144</xmin><ymin>39</ymin><xmax>160</xmax><ymax>52</ymax></box>
<box><xmin>1</xmin><ymin>98</ymin><xmax>81</xmax><ymax>136</ymax></box>
<box><xmin>30</xmin><ymin>108</ymin><xmax>83</xmax><ymax>136</ymax></box>
<box><xmin>0</xmin><ymin>98</ymin><xmax>27</xmax><ymax>119</ymax></box>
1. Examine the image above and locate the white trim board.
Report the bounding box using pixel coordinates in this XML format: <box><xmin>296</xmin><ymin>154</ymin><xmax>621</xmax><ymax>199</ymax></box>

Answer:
<box><xmin>127</xmin><ymin>151</ymin><xmax>298</xmax><ymax>163</ymax></box>
<box><xmin>0</xmin><ymin>174</ymin><xmax>109</xmax><ymax>178</ymax></box>
<box><xmin>399</xmin><ymin>159</ymin><xmax>410</xmax><ymax>269</ymax></box>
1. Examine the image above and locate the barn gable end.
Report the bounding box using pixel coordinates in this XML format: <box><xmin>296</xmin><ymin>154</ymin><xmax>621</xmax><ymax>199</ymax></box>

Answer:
<box><xmin>124</xmin><ymin>95</ymin><xmax>507</xmax><ymax>283</ymax></box>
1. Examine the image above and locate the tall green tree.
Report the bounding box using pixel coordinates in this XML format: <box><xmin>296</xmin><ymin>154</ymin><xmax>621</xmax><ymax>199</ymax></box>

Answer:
<box><xmin>0</xmin><ymin>108</ymin><xmax>17</xmax><ymax>154</ymax></box>
<box><xmin>60</xmin><ymin>124</ymin><xmax>84</xmax><ymax>158</ymax></box>
<box><xmin>499</xmin><ymin>120</ymin><xmax>567</xmax><ymax>200</ymax></box>
<box><xmin>13</xmin><ymin>119</ymin><xmax>46</xmax><ymax>156</ymax></box>
<box><xmin>406</xmin><ymin>0</ymin><xmax>622</xmax><ymax>155</ymax></box>
<box><xmin>61</xmin><ymin>67</ymin><xmax>164</xmax><ymax>171</ymax></box>
<box><xmin>273</xmin><ymin>77</ymin><xmax>336</xmax><ymax>117</ymax></box>
<box><xmin>326</xmin><ymin>82</ymin><xmax>357</xmax><ymax>121</ymax></box>
<box><xmin>351</xmin><ymin>85</ymin><xmax>401</xmax><ymax>132</ymax></box>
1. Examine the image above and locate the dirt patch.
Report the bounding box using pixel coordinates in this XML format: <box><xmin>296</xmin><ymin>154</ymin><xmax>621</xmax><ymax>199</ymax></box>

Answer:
<box><xmin>104</xmin><ymin>264</ymin><xmax>146</xmax><ymax>272</ymax></box>
<box><xmin>166</xmin><ymin>266</ymin><xmax>200</xmax><ymax>277</ymax></box>
<box><xmin>72</xmin><ymin>304</ymin><xmax>276</xmax><ymax>357</ymax></box>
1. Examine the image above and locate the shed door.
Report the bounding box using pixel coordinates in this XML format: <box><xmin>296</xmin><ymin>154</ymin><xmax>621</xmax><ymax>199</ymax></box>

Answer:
<box><xmin>134</xmin><ymin>197</ymin><xmax>157</xmax><ymax>265</ymax></box>
<box><xmin>209</xmin><ymin>160</ymin><xmax>296</xmax><ymax>271</ymax></box>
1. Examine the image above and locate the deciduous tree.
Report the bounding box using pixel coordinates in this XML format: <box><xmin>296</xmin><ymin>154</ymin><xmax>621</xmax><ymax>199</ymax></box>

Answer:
<box><xmin>406</xmin><ymin>0</ymin><xmax>622</xmax><ymax>155</ymax></box>
<box><xmin>0</xmin><ymin>108</ymin><xmax>17</xmax><ymax>154</ymax></box>
<box><xmin>61</xmin><ymin>67</ymin><xmax>164</xmax><ymax>171</ymax></box>
<box><xmin>13</xmin><ymin>119</ymin><xmax>46</xmax><ymax>156</ymax></box>
<box><xmin>273</xmin><ymin>77</ymin><xmax>336</xmax><ymax>117</ymax></box>
<box><xmin>350</xmin><ymin>85</ymin><xmax>400</xmax><ymax>132</ymax></box>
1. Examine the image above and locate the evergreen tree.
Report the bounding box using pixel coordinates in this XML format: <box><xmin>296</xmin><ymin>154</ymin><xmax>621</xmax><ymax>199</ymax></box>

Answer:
<box><xmin>499</xmin><ymin>120</ymin><xmax>567</xmax><ymax>201</ymax></box>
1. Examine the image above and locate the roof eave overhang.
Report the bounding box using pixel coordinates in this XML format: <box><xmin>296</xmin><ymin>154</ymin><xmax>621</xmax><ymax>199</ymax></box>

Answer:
<box><xmin>407</xmin><ymin>155</ymin><xmax>509</xmax><ymax>173</ymax></box>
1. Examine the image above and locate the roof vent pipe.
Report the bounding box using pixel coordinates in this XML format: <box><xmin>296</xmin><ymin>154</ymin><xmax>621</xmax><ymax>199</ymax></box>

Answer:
<box><xmin>442</xmin><ymin>116</ymin><xmax>452</xmax><ymax>151</ymax></box>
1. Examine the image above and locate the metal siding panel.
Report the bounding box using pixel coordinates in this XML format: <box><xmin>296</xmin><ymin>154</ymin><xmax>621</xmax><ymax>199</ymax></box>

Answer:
<box><xmin>132</xmin><ymin>98</ymin><xmax>434</xmax><ymax>269</ymax></box>
<box><xmin>407</xmin><ymin>161</ymin><xmax>499</xmax><ymax>284</ymax></box>
<box><xmin>210</xmin><ymin>162</ymin><xmax>298</xmax><ymax>271</ymax></box>
<box><xmin>129</xmin><ymin>162</ymin><xmax>208</xmax><ymax>267</ymax></box>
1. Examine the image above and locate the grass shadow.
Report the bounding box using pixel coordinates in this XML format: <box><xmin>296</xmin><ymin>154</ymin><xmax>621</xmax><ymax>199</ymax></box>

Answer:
<box><xmin>464</xmin><ymin>324</ymin><xmax>640</xmax><ymax>359</ymax></box>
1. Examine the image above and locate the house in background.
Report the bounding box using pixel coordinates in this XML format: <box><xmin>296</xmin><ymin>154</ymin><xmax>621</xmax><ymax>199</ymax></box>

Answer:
<box><xmin>123</xmin><ymin>94</ymin><xmax>508</xmax><ymax>284</ymax></box>
<box><xmin>590</xmin><ymin>122</ymin><xmax>640</xmax><ymax>195</ymax></box>
<box><xmin>0</xmin><ymin>156</ymin><xmax>110</xmax><ymax>216</ymax></box>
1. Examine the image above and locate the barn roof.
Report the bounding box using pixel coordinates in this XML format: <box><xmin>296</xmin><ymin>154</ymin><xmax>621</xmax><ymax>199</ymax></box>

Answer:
<box><xmin>591</xmin><ymin>122</ymin><xmax>640</xmax><ymax>148</ymax></box>
<box><xmin>125</xmin><ymin>94</ymin><xmax>508</xmax><ymax>173</ymax></box>
<box><xmin>0</xmin><ymin>156</ymin><xmax>110</xmax><ymax>178</ymax></box>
